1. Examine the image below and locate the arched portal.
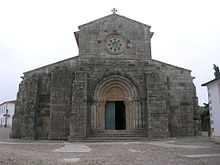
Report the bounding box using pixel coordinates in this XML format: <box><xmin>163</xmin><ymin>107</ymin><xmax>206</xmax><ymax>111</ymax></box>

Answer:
<box><xmin>91</xmin><ymin>75</ymin><xmax>143</xmax><ymax>133</ymax></box>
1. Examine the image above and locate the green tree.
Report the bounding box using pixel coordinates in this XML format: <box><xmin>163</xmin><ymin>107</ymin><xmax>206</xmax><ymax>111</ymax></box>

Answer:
<box><xmin>199</xmin><ymin>103</ymin><xmax>210</xmax><ymax>132</ymax></box>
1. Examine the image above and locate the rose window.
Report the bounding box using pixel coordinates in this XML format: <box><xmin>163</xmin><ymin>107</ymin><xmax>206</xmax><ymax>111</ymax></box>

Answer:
<box><xmin>106</xmin><ymin>35</ymin><xmax>125</xmax><ymax>55</ymax></box>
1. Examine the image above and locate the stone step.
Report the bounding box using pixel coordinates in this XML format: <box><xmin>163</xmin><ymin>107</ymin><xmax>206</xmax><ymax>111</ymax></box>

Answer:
<box><xmin>85</xmin><ymin>136</ymin><xmax>149</xmax><ymax>142</ymax></box>
<box><xmin>85</xmin><ymin>132</ymin><xmax>147</xmax><ymax>141</ymax></box>
<box><xmin>88</xmin><ymin>133</ymin><xmax>146</xmax><ymax>137</ymax></box>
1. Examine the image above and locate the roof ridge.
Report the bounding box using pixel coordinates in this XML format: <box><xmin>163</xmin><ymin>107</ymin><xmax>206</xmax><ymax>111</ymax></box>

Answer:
<box><xmin>0</xmin><ymin>100</ymin><xmax>16</xmax><ymax>106</ymax></box>
<box><xmin>78</xmin><ymin>13</ymin><xmax>150</xmax><ymax>29</ymax></box>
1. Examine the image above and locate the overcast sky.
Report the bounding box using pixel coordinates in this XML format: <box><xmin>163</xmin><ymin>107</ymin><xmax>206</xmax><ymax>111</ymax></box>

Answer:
<box><xmin>0</xmin><ymin>0</ymin><xmax>220</xmax><ymax>105</ymax></box>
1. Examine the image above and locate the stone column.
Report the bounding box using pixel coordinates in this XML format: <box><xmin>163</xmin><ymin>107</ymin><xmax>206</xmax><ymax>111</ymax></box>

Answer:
<box><xmin>146</xmin><ymin>73</ymin><xmax>169</xmax><ymax>138</ymax></box>
<box><xmin>49</xmin><ymin>67</ymin><xmax>72</xmax><ymax>140</ymax></box>
<box><xmin>20</xmin><ymin>76</ymin><xmax>38</xmax><ymax>140</ymax></box>
<box><xmin>69</xmin><ymin>71</ymin><xmax>87</xmax><ymax>140</ymax></box>
<box><xmin>11</xmin><ymin>80</ymin><xmax>25</xmax><ymax>138</ymax></box>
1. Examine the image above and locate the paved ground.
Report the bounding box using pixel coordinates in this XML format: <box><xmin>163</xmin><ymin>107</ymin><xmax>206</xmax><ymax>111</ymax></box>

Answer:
<box><xmin>0</xmin><ymin>128</ymin><xmax>220</xmax><ymax>165</ymax></box>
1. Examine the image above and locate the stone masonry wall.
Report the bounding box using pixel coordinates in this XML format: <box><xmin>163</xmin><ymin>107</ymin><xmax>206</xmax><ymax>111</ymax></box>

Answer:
<box><xmin>69</xmin><ymin>71</ymin><xmax>87</xmax><ymax>140</ymax></box>
<box><xmin>146</xmin><ymin>72</ymin><xmax>169</xmax><ymax>138</ymax></box>
<box><xmin>49</xmin><ymin>66</ymin><xmax>73</xmax><ymax>140</ymax></box>
<box><xmin>12</xmin><ymin>75</ymin><xmax>39</xmax><ymax>140</ymax></box>
<box><xmin>153</xmin><ymin>60</ymin><xmax>200</xmax><ymax>136</ymax></box>
<box><xmin>11</xmin><ymin>81</ymin><xmax>24</xmax><ymax>138</ymax></box>
<box><xmin>78</xmin><ymin>14</ymin><xmax>152</xmax><ymax>59</ymax></box>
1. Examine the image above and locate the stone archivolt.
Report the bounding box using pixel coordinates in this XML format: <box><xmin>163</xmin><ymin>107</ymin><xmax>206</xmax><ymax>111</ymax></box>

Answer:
<box><xmin>91</xmin><ymin>75</ymin><xmax>142</xmax><ymax>133</ymax></box>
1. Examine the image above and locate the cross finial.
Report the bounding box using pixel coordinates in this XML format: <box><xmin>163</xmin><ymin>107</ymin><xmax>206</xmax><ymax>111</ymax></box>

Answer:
<box><xmin>111</xmin><ymin>8</ymin><xmax>117</xmax><ymax>14</ymax></box>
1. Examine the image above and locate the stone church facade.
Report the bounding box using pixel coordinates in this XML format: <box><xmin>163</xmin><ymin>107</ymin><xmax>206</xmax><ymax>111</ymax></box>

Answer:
<box><xmin>11</xmin><ymin>12</ymin><xmax>201</xmax><ymax>140</ymax></box>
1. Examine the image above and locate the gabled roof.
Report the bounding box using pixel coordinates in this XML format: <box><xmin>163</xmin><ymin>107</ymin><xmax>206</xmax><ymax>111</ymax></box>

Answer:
<box><xmin>201</xmin><ymin>77</ymin><xmax>220</xmax><ymax>86</ymax></box>
<box><xmin>0</xmin><ymin>100</ymin><xmax>16</xmax><ymax>106</ymax></box>
<box><xmin>152</xmin><ymin>59</ymin><xmax>191</xmax><ymax>72</ymax></box>
<box><xmin>78</xmin><ymin>13</ymin><xmax>151</xmax><ymax>29</ymax></box>
<box><xmin>23</xmin><ymin>56</ymin><xmax>78</xmax><ymax>75</ymax></box>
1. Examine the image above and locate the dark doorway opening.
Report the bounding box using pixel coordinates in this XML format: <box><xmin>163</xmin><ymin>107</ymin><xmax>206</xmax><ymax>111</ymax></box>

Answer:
<box><xmin>105</xmin><ymin>101</ymin><xmax>126</xmax><ymax>130</ymax></box>
<box><xmin>115</xmin><ymin>101</ymin><xmax>126</xmax><ymax>129</ymax></box>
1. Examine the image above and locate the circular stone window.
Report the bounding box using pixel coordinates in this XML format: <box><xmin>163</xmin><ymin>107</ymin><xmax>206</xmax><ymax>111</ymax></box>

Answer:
<box><xmin>106</xmin><ymin>35</ymin><xmax>126</xmax><ymax>55</ymax></box>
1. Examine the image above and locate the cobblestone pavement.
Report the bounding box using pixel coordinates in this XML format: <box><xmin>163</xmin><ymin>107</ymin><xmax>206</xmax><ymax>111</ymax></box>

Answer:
<box><xmin>0</xmin><ymin>137</ymin><xmax>220</xmax><ymax>165</ymax></box>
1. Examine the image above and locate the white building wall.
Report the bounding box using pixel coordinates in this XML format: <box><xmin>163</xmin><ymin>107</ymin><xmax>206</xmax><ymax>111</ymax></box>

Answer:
<box><xmin>0</xmin><ymin>105</ymin><xmax>5</xmax><ymax>126</ymax></box>
<box><xmin>0</xmin><ymin>101</ymin><xmax>15</xmax><ymax>126</ymax></box>
<box><xmin>207</xmin><ymin>79</ymin><xmax>220</xmax><ymax>136</ymax></box>
<box><xmin>6</xmin><ymin>103</ymin><xmax>15</xmax><ymax>126</ymax></box>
